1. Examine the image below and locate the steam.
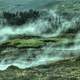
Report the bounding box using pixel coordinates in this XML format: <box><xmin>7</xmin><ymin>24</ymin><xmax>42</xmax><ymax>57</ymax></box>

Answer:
<box><xmin>0</xmin><ymin>10</ymin><xmax>67</xmax><ymax>40</ymax></box>
<box><xmin>0</xmin><ymin>10</ymin><xmax>76</xmax><ymax>40</ymax></box>
<box><xmin>0</xmin><ymin>43</ymin><xmax>80</xmax><ymax>71</ymax></box>
<box><xmin>0</xmin><ymin>9</ymin><xmax>80</xmax><ymax>70</ymax></box>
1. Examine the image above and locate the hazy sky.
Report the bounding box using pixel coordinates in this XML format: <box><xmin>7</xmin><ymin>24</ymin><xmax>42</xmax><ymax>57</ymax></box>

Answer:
<box><xmin>0</xmin><ymin>0</ymin><xmax>55</xmax><ymax>11</ymax></box>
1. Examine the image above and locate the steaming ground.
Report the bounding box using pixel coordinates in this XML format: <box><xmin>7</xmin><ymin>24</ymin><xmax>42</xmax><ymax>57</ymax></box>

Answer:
<box><xmin>0</xmin><ymin>10</ymin><xmax>76</xmax><ymax>39</ymax></box>
<box><xmin>0</xmin><ymin>9</ymin><xmax>80</xmax><ymax>70</ymax></box>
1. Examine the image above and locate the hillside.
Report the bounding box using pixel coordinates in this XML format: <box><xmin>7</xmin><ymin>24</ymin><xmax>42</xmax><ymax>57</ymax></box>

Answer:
<box><xmin>0</xmin><ymin>57</ymin><xmax>80</xmax><ymax>80</ymax></box>
<box><xmin>0</xmin><ymin>0</ymin><xmax>80</xmax><ymax>80</ymax></box>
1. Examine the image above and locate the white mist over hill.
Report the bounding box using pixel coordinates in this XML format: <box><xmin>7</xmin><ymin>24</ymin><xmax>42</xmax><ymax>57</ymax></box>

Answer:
<box><xmin>0</xmin><ymin>10</ymin><xmax>79</xmax><ymax>40</ymax></box>
<box><xmin>0</xmin><ymin>9</ymin><xmax>80</xmax><ymax>70</ymax></box>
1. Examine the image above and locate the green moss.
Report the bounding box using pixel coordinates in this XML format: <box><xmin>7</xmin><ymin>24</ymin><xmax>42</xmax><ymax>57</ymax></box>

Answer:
<box><xmin>3</xmin><ymin>39</ymin><xmax>45</xmax><ymax>48</ymax></box>
<box><xmin>0</xmin><ymin>37</ymin><xmax>75</xmax><ymax>49</ymax></box>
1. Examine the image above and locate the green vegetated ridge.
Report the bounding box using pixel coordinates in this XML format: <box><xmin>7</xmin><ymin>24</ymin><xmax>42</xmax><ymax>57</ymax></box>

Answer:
<box><xmin>0</xmin><ymin>37</ymin><xmax>75</xmax><ymax>49</ymax></box>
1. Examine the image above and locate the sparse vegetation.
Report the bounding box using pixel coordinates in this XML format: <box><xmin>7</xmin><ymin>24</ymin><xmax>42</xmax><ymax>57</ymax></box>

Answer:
<box><xmin>0</xmin><ymin>57</ymin><xmax>80</xmax><ymax>80</ymax></box>
<box><xmin>2</xmin><ymin>9</ymin><xmax>40</xmax><ymax>25</ymax></box>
